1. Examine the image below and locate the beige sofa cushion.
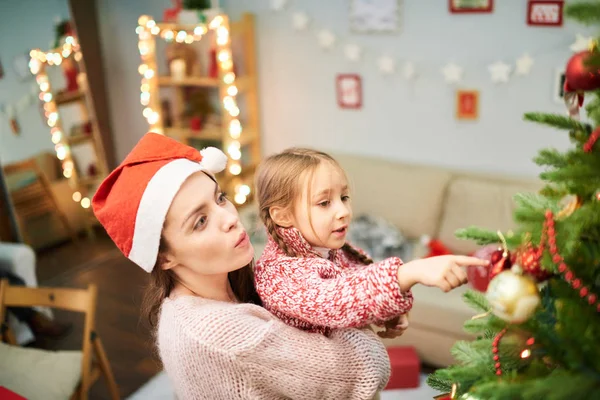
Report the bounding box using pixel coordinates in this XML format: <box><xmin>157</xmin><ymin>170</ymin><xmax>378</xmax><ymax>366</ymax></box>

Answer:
<box><xmin>438</xmin><ymin>176</ymin><xmax>541</xmax><ymax>255</ymax></box>
<box><xmin>334</xmin><ymin>154</ymin><xmax>452</xmax><ymax>239</ymax></box>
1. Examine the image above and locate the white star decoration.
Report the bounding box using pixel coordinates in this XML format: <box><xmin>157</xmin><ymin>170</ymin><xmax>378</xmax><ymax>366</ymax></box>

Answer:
<box><xmin>442</xmin><ymin>63</ymin><xmax>463</xmax><ymax>84</ymax></box>
<box><xmin>270</xmin><ymin>0</ymin><xmax>287</xmax><ymax>11</ymax></box>
<box><xmin>317</xmin><ymin>30</ymin><xmax>336</xmax><ymax>49</ymax></box>
<box><xmin>515</xmin><ymin>53</ymin><xmax>534</xmax><ymax>75</ymax></box>
<box><xmin>378</xmin><ymin>55</ymin><xmax>395</xmax><ymax>74</ymax></box>
<box><xmin>403</xmin><ymin>62</ymin><xmax>417</xmax><ymax>80</ymax></box>
<box><xmin>570</xmin><ymin>34</ymin><xmax>594</xmax><ymax>53</ymax></box>
<box><xmin>489</xmin><ymin>61</ymin><xmax>512</xmax><ymax>83</ymax></box>
<box><xmin>344</xmin><ymin>44</ymin><xmax>362</xmax><ymax>62</ymax></box>
<box><xmin>292</xmin><ymin>12</ymin><xmax>309</xmax><ymax>31</ymax></box>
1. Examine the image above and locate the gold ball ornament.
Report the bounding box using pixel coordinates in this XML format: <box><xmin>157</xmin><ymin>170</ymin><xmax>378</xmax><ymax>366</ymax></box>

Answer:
<box><xmin>485</xmin><ymin>270</ymin><xmax>541</xmax><ymax>323</ymax></box>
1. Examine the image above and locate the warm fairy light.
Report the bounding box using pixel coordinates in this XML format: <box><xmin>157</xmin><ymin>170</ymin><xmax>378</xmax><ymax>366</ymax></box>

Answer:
<box><xmin>164</xmin><ymin>30</ymin><xmax>175</xmax><ymax>41</ymax></box>
<box><xmin>229</xmin><ymin>164</ymin><xmax>242</xmax><ymax>175</ymax></box>
<box><xmin>138</xmin><ymin>15</ymin><xmax>150</xmax><ymax>26</ymax></box>
<box><xmin>47</xmin><ymin>112</ymin><xmax>58</xmax><ymax>127</ymax></box>
<box><xmin>148</xmin><ymin>111</ymin><xmax>159</xmax><ymax>125</ymax></box>
<box><xmin>81</xmin><ymin>197</ymin><xmax>91</xmax><ymax>209</ymax></box>
<box><xmin>239</xmin><ymin>185</ymin><xmax>251</xmax><ymax>196</ymax></box>
<box><xmin>143</xmin><ymin>107</ymin><xmax>153</xmax><ymax>118</ymax></box>
<box><xmin>221</xmin><ymin>60</ymin><xmax>233</xmax><ymax>70</ymax></box>
<box><xmin>227</xmin><ymin>86</ymin><xmax>238</xmax><ymax>96</ymax></box>
<box><xmin>74</xmin><ymin>52</ymin><xmax>82</xmax><ymax>62</ymax></box>
<box><xmin>43</xmin><ymin>92</ymin><xmax>53</xmax><ymax>102</ymax></box>
<box><xmin>218</xmin><ymin>50</ymin><xmax>231</xmax><ymax>62</ymax></box>
<box><xmin>144</xmin><ymin>69</ymin><xmax>155</xmax><ymax>79</ymax></box>
<box><xmin>223</xmin><ymin>96</ymin><xmax>235</xmax><ymax>110</ymax></box>
<box><xmin>234</xmin><ymin>193</ymin><xmax>247</xmax><ymax>205</ymax></box>
<box><xmin>51</xmin><ymin>131</ymin><xmax>62</xmax><ymax>144</ymax></box>
<box><xmin>56</xmin><ymin>145</ymin><xmax>67</xmax><ymax>161</ymax></box>
<box><xmin>141</xmin><ymin>83</ymin><xmax>150</xmax><ymax>92</ymax></box>
<box><xmin>229</xmin><ymin>106</ymin><xmax>240</xmax><ymax>117</ymax></box>
<box><xmin>40</xmin><ymin>81</ymin><xmax>50</xmax><ymax>92</ymax></box>
<box><xmin>63</xmin><ymin>168</ymin><xmax>73</xmax><ymax>178</ymax></box>
<box><xmin>72</xmin><ymin>191</ymin><xmax>82</xmax><ymax>202</ymax></box>
<box><xmin>151</xmin><ymin>26</ymin><xmax>160</xmax><ymax>35</ymax></box>
<box><xmin>210</xmin><ymin>15</ymin><xmax>224</xmax><ymax>29</ymax></box>
<box><xmin>147</xmin><ymin>20</ymin><xmax>156</xmax><ymax>28</ymax></box>
<box><xmin>138</xmin><ymin>64</ymin><xmax>148</xmax><ymax>74</ymax></box>
<box><xmin>184</xmin><ymin>35</ymin><xmax>194</xmax><ymax>44</ymax></box>
<box><xmin>194</xmin><ymin>26</ymin><xmax>207</xmax><ymax>36</ymax></box>
<box><xmin>140</xmin><ymin>92</ymin><xmax>150</xmax><ymax>106</ymax></box>
<box><xmin>229</xmin><ymin>119</ymin><xmax>242</xmax><ymax>138</ymax></box>
<box><xmin>520</xmin><ymin>349</ymin><xmax>531</xmax><ymax>359</ymax></box>
<box><xmin>216</xmin><ymin>26</ymin><xmax>229</xmax><ymax>45</ymax></box>
<box><xmin>176</xmin><ymin>31</ymin><xmax>187</xmax><ymax>43</ymax></box>
<box><xmin>223</xmin><ymin>72</ymin><xmax>235</xmax><ymax>84</ymax></box>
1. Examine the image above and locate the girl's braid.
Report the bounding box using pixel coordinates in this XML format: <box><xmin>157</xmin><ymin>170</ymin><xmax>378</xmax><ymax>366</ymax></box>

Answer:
<box><xmin>261</xmin><ymin>209</ymin><xmax>298</xmax><ymax>257</ymax></box>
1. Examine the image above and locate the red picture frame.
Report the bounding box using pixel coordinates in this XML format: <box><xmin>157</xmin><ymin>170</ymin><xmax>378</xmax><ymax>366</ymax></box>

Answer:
<box><xmin>527</xmin><ymin>1</ymin><xmax>563</xmax><ymax>26</ymax></box>
<box><xmin>449</xmin><ymin>0</ymin><xmax>493</xmax><ymax>13</ymax></box>
<box><xmin>336</xmin><ymin>74</ymin><xmax>362</xmax><ymax>109</ymax></box>
<box><xmin>456</xmin><ymin>90</ymin><xmax>479</xmax><ymax>120</ymax></box>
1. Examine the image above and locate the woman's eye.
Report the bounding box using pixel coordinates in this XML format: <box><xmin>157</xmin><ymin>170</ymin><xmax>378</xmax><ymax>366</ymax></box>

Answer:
<box><xmin>318</xmin><ymin>200</ymin><xmax>330</xmax><ymax>207</ymax></box>
<box><xmin>194</xmin><ymin>216</ymin><xmax>207</xmax><ymax>230</ymax></box>
<box><xmin>341</xmin><ymin>195</ymin><xmax>350</xmax><ymax>202</ymax></box>
<box><xmin>218</xmin><ymin>192</ymin><xmax>227</xmax><ymax>204</ymax></box>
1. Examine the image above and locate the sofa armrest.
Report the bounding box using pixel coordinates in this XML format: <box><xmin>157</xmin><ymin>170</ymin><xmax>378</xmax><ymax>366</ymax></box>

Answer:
<box><xmin>0</xmin><ymin>242</ymin><xmax>38</xmax><ymax>288</ymax></box>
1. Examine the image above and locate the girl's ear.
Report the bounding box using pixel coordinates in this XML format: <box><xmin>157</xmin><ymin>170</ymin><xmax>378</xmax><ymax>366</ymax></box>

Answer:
<box><xmin>270</xmin><ymin>206</ymin><xmax>294</xmax><ymax>228</ymax></box>
<box><xmin>160</xmin><ymin>252</ymin><xmax>178</xmax><ymax>271</ymax></box>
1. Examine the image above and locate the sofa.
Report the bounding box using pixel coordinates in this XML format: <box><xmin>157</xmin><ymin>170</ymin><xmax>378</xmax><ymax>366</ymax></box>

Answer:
<box><xmin>243</xmin><ymin>152</ymin><xmax>541</xmax><ymax>368</ymax></box>
<box><xmin>3</xmin><ymin>153</ymin><xmax>90</xmax><ymax>250</ymax></box>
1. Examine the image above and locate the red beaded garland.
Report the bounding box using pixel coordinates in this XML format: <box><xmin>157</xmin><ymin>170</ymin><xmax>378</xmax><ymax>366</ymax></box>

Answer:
<box><xmin>492</xmin><ymin>328</ymin><xmax>507</xmax><ymax>376</ymax></box>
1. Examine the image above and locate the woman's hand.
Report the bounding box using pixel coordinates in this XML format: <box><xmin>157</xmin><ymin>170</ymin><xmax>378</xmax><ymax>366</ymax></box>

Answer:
<box><xmin>377</xmin><ymin>314</ymin><xmax>409</xmax><ymax>339</ymax></box>
<box><xmin>398</xmin><ymin>255</ymin><xmax>489</xmax><ymax>292</ymax></box>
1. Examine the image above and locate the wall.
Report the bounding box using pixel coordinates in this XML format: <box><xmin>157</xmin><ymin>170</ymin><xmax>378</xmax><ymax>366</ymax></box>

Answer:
<box><xmin>97</xmin><ymin>0</ymin><xmax>595</xmax><ymax>178</ymax></box>
<box><xmin>0</xmin><ymin>0</ymin><xmax>72</xmax><ymax>165</ymax></box>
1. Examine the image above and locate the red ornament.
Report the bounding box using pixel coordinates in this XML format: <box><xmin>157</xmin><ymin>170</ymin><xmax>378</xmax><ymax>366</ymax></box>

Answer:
<box><xmin>516</xmin><ymin>245</ymin><xmax>551</xmax><ymax>282</ymax></box>
<box><xmin>565</xmin><ymin>51</ymin><xmax>600</xmax><ymax>92</ymax></box>
<box><xmin>584</xmin><ymin>127</ymin><xmax>600</xmax><ymax>152</ymax></box>
<box><xmin>489</xmin><ymin>248</ymin><xmax>512</xmax><ymax>280</ymax></box>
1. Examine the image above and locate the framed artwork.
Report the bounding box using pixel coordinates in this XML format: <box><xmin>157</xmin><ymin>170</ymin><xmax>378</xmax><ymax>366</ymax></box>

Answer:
<box><xmin>456</xmin><ymin>90</ymin><xmax>479</xmax><ymax>120</ymax></box>
<box><xmin>336</xmin><ymin>74</ymin><xmax>362</xmax><ymax>109</ymax></box>
<box><xmin>554</xmin><ymin>68</ymin><xmax>566</xmax><ymax>103</ymax></box>
<box><xmin>449</xmin><ymin>0</ymin><xmax>493</xmax><ymax>13</ymax></box>
<box><xmin>527</xmin><ymin>1</ymin><xmax>564</xmax><ymax>26</ymax></box>
<box><xmin>349</xmin><ymin>0</ymin><xmax>402</xmax><ymax>33</ymax></box>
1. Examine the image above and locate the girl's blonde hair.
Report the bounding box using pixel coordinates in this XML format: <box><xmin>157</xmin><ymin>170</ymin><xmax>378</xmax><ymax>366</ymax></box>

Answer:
<box><xmin>255</xmin><ymin>147</ymin><xmax>372</xmax><ymax>264</ymax></box>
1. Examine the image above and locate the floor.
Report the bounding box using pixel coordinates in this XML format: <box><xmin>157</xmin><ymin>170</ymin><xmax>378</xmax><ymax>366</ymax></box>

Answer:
<box><xmin>35</xmin><ymin>229</ymin><xmax>162</xmax><ymax>399</ymax></box>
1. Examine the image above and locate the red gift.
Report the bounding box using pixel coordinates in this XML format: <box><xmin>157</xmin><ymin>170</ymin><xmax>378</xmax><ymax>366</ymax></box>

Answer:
<box><xmin>0</xmin><ymin>386</ymin><xmax>27</xmax><ymax>400</ymax></box>
<box><xmin>384</xmin><ymin>346</ymin><xmax>421</xmax><ymax>390</ymax></box>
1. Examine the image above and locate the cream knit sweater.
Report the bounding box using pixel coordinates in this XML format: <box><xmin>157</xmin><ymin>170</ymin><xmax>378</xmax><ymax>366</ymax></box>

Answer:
<box><xmin>157</xmin><ymin>295</ymin><xmax>391</xmax><ymax>400</ymax></box>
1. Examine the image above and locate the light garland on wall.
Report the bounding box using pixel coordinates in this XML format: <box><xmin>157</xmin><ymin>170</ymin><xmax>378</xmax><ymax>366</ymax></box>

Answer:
<box><xmin>136</xmin><ymin>14</ymin><xmax>250</xmax><ymax>204</ymax></box>
<box><xmin>29</xmin><ymin>37</ymin><xmax>91</xmax><ymax>209</ymax></box>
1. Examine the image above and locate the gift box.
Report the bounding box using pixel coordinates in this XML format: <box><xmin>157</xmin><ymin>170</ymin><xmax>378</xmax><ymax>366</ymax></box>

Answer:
<box><xmin>0</xmin><ymin>386</ymin><xmax>27</xmax><ymax>400</ymax></box>
<box><xmin>384</xmin><ymin>346</ymin><xmax>420</xmax><ymax>389</ymax></box>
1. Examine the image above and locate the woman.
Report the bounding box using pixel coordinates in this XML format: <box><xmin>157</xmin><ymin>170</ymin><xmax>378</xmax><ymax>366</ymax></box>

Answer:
<box><xmin>92</xmin><ymin>133</ymin><xmax>391</xmax><ymax>400</ymax></box>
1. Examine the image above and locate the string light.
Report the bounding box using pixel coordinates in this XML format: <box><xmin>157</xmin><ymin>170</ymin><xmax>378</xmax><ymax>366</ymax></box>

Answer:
<box><xmin>137</xmin><ymin>13</ymin><xmax>251</xmax><ymax>204</ymax></box>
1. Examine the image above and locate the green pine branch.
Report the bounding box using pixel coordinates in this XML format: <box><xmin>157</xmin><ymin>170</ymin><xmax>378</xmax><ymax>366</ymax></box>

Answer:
<box><xmin>565</xmin><ymin>2</ymin><xmax>600</xmax><ymax>25</ymax></box>
<box><xmin>534</xmin><ymin>149</ymin><xmax>569</xmax><ymax>169</ymax></box>
<box><xmin>524</xmin><ymin>113</ymin><xmax>587</xmax><ymax>131</ymax></box>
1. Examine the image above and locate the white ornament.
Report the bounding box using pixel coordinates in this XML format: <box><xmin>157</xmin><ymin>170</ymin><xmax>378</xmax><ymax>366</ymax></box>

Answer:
<box><xmin>200</xmin><ymin>147</ymin><xmax>228</xmax><ymax>174</ymax></box>
<box><xmin>403</xmin><ymin>62</ymin><xmax>417</xmax><ymax>80</ymax></box>
<box><xmin>441</xmin><ymin>63</ymin><xmax>463</xmax><ymax>84</ymax></box>
<box><xmin>317</xmin><ymin>30</ymin><xmax>336</xmax><ymax>49</ymax></box>
<box><xmin>270</xmin><ymin>0</ymin><xmax>287</xmax><ymax>11</ymax></box>
<box><xmin>292</xmin><ymin>12</ymin><xmax>309</xmax><ymax>31</ymax></box>
<box><xmin>570</xmin><ymin>34</ymin><xmax>594</xmax><ymax>53</ymax></box>
<box><xmin>378</xmin><ymin>55</ymin><xmax>395</xmax><ymax>74</ymax></box>
<box><xmin>488</xmin><ymin>61</ymin><xmax>512</xmax><ymax>84</ymax></box>
<box><xmin>516</xmin><ymin>53</ymin><xmax>534</xmax><ymax>75</ymax></box>
<box><xmin>344</xmin><ymin>44</ymin><xmax>362</xmax><ymax>62</ymax></box>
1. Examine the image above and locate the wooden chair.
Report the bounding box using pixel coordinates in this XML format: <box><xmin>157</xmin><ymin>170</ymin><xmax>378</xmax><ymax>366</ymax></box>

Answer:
<box><xmin>2</xmin><ymin>158</ymin><xmax>77</xmax><ymax>246</ymax></box>
<box><xmin>0</xmin><ymin>279</ymin><xmax>120</xmax><ymax>400</ymax></box>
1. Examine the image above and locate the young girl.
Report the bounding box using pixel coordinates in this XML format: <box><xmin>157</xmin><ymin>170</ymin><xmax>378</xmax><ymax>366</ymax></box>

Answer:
<box><xmin>255</xmin><ymin>148</ymin><xmax>489</xmax><ymax>337</ymax></box>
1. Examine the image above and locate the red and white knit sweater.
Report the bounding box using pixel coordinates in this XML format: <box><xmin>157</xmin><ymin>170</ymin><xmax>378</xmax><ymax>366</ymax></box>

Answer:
<box><xmin>255</xmin><ymin>227</ymin><xmax>414</xmax><ymax>335</ymax></box>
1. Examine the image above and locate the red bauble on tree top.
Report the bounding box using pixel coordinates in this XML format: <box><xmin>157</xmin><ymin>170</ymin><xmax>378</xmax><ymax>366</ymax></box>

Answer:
<box><xmin>563</xmin><ymin>49</ymin><xmax>600</xmax><ymax>118</ymax></box>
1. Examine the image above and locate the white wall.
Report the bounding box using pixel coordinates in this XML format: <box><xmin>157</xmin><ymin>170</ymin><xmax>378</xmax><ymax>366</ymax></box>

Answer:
<box><xmin>98</xmin><ymin>0</ymin><xmax>594</xmax><ymax>177</ymax></box>
<box><xmin>0</xmin><ymin>0</ymin><xmax>71</xmax><ymax>164</ymax></box>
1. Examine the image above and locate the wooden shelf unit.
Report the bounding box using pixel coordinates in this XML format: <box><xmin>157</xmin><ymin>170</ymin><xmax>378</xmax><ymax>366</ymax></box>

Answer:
<box><xmin>138</xmin><ymin>12</ymin><xmax>262</xmax><ymax>206</ymax></box>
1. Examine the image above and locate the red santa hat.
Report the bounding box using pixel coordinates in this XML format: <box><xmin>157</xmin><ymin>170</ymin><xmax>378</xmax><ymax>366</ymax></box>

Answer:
<box><xmin>92</xmin><ymin>132</ymin><xmax>227</xmax><ymax>272</ymax></box>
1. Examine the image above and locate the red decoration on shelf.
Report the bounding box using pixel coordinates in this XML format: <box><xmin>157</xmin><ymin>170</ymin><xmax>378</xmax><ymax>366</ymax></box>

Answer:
<box><xmin>584</xmin><ymin>127</ymin><xmax>600</xmax><ymax>152</ymax></box>
<box><xmin>87</xmin><ymin>163</ymin><xmax>98</xmax><ymax>177</ymax></box>
<box><xmin>62</xmin><ymin>58</ymin><xmax>79</xmax><ymax>92</ymax></box>
<box><xmin>492</xmin><ymin>328</ymin><xmax>508</xmax><ymax>376</ymax></box>
<box><xmin>208</xmin><ymin>48</ymin><xmax>219</xmax><ymax>78</ymax></box>
<box><xmin>189</xmin><ymin>116</ymin><xmax>202</xmax><ymax>131</ymax></box>
<box><xmin>527</xmin><ymin>1</ymin><xmax>564</xmax><ymax>27</ymax></box>
<box><xmin>163</xmin><ymin>0</ymin><xmax>182</xmax><ymax>22</ymax></box>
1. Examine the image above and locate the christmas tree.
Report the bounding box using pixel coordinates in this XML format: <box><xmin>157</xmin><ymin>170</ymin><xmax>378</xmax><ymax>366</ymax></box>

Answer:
<box><xmin>427</xmin><ymin>2</ymin><xmax>600</xmax><ymax>399</ymax></box>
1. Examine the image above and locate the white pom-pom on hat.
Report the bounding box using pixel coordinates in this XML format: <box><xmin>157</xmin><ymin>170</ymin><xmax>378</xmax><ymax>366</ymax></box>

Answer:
<box><xmin>200</xmin><ymin>147</ymin><xmax>228</xmax><ymax>174</ymax></box>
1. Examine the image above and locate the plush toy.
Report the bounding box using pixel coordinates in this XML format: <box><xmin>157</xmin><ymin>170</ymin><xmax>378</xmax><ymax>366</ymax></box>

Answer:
<box><xmin>419</xmin><ymin>234</ymin><xmax>452</xmax><ymax>258</ymax></box>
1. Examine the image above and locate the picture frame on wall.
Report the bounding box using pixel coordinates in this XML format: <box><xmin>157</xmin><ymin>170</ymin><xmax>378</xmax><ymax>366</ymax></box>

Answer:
<box><xmin>336</xmin><ymin>74</ymin><xmax>362</xmax><ymax>109</ymax></box>
<box><xmin>349</xmin><ymin>0</ymin><xmax>402</xmax><ymax>33</ymax></box>
<box><xmin>449</xmin><ymin>0</ymin><xmax>493</xmax><ymax>13</ymax></box>
<box><xmin>456</xmin><ymin>90</ymin><xmax>479</xmax><ymax>120</ymax></box>
<box><xmin>554</xmin><ymin>68</ymin><xmax>566</xmax><ymax>103</ymax></box>
<box><xmin>527</xmin><ymin>1</ymin><xmax>564</xmax><ymax>26</ymax></box>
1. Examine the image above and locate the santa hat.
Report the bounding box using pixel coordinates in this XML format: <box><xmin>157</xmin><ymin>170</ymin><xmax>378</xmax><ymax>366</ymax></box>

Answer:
<box><xmin>92</xmin><ymin>132</ymin><xmax>227</xmax><ymax>272</ymax></box>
